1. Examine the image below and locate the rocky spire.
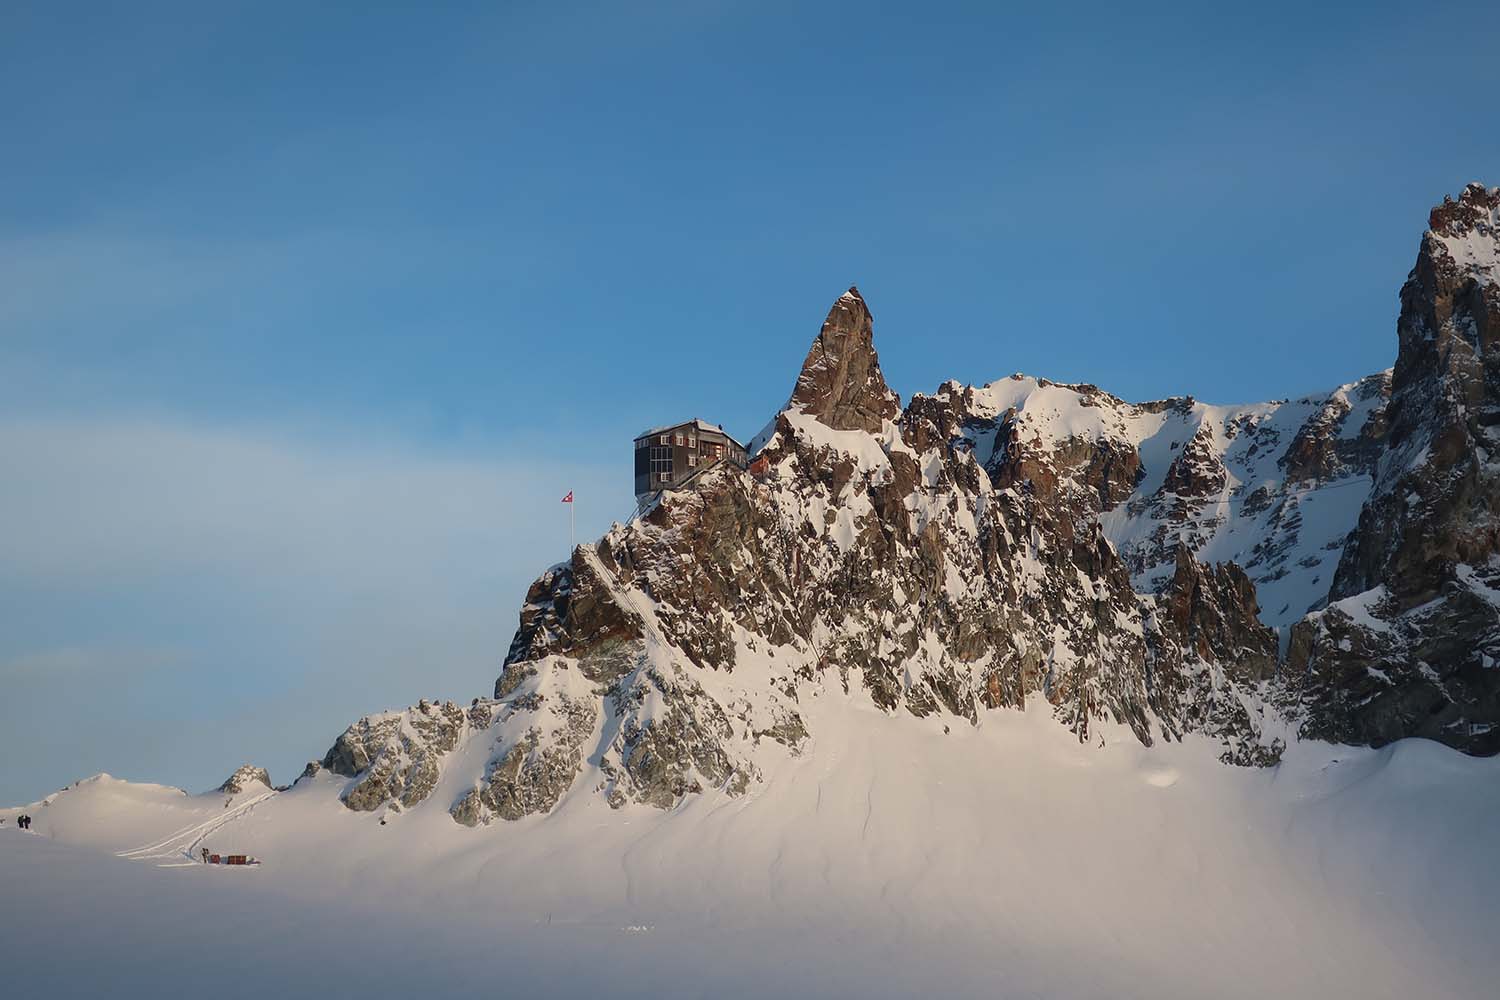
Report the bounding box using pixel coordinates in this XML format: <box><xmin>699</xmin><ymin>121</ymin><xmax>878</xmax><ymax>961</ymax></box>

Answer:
<box><xmin>1333</xmin><ymin>182</ymin><xmax>1500</xmax><ymax>603</ymax></box>
<box><xmin>1390</xmin><ymin>181</ymin><xmax>1499</xmax><ymax>400</ymax></box>
<box><xmin>787</xmin><ymin>286</ymin><xmax>900</xmax><ymax>433</ymax></box>
<box><xmin>1294</xmin><ymin>182</ymin><xmax>1500</xmax><ymax>755</ymax></box>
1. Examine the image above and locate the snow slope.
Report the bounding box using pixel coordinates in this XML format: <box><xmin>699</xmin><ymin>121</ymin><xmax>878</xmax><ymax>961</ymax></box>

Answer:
<box><xmin>4</xmin><ymin>700</ymin><xmax>1497</xmax><ymax>999</ymax></box>
<box><xmin>0</xmin><ymin>772</ymin><xmax>274</xmax><ymax>860</ymax></box>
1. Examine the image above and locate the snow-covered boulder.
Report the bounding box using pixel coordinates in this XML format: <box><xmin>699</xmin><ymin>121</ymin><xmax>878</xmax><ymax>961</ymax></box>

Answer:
<box><xmin>217</xmin><ymin>765</ymin><xmax>272</xmax><ymax>795</ymax></box>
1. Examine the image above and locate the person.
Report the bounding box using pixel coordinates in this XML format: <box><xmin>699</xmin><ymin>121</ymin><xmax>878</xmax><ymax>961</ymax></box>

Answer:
<box><xmin>201</xmin><ymin>847</ymin><xmax>210</xmax><ymax>864</ymax></box>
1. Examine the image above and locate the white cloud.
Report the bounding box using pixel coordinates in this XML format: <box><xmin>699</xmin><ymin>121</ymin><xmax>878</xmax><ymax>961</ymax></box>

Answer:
<box><xmin>0</xmin><ymin>645</ymin><xmax>186</xmax><ymax>681</ymax></box>
<box><xmin>0</xmin><ymin>416</ymin><xmax>608</xmax><ymax>587</ymax></box>
<box><xmin>0</xmin><ymin>414</ymin><xmax>618</xmax><ymax>801</ymax></box>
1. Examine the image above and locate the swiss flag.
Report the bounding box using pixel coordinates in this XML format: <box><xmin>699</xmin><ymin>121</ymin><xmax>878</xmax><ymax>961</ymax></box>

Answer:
<box><xmin>561</xmin><ymin>491</ymin><xmax>573</xmax><ymax>503</ymax></box>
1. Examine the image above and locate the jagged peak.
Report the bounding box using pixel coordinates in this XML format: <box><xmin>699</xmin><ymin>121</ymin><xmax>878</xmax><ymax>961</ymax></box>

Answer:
<box><xmin>1423</xmin><ymin>182</ymin><xmax>1499</xmax><ymax>289</ymax></box>
<box><xmin>1429</xmin><ymin>182</ymin><xmax>1500</xmax><ymax>234</ymax></box>
<box><xmin>786</xmin><ymin>285</ymin><xmax>900</xmax><ymax>434</ymax></box>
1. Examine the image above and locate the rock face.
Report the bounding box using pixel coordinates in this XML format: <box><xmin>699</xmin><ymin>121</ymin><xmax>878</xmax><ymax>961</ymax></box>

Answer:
<box><xmin>789</xmin><ymin>287</ymin><xmax>901</xmax><ymax>434</ymax></box>
<box><xmin>1290</xmin><ymin>183</ymin><xmax>1500</xmax><ymax>753</ymax></box>
<box><xmin>217</xmin><ymin>765</ymin><xmax>272</xmax><ymax>795</ymax></box>
<box><xmin>317</xmin><ymin>183</ymin><xmax>1500</xmax><ymax>825</ymax></box>
<box><xmin>474</xmin><ymin>291</ymin><xmax>1308</xmax><ymax>804</ymax></box>
<box><xmin>322</xmin><ymin>698</ymin><xmax>477</xmax><ymax>811</ymax></box>
<box><xmin>451</xmin><ymin>660</ymin><xmax>598</xmax><ymax>825</ymax></box>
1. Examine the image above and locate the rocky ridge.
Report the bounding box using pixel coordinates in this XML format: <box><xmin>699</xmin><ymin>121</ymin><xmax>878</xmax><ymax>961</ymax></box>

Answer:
<box><xmin>316</xmin><ymin>183</ymin><xmax>1500</xmax><ymax>823</ymax></box>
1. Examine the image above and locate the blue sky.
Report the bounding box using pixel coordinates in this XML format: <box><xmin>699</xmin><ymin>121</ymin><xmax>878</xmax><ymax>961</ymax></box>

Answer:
<box><xmin>2</xmin><ymin>1</ymin><xmax>1496</xmax><ymax>802</ymax></box>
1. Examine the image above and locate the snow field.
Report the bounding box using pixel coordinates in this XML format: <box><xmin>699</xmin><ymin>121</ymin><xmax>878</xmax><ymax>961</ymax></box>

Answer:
<box><xmin>4</xmin><ymin>698</ymin><xmax>1496</xmax><ymax>999</ymax></box>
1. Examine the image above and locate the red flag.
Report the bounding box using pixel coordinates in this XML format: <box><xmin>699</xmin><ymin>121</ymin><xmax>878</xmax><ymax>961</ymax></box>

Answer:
<box><xmin>561</xmin><ymin>491</ymin><xmax>573</xmax><ymax>503</ymax></box>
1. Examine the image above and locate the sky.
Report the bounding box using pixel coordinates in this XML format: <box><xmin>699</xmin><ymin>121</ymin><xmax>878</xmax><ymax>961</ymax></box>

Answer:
<box><xmin>2</xmin><ymin>0</ymin><xmax>1497</xmax><ymax>803</ymax></box>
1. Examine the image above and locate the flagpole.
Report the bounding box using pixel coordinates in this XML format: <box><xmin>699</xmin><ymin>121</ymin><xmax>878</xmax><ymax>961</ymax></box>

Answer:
<box><xmin>570</xmin><ymin>495</ymin><xmax>575</xmax><ymax>553</ymax></box>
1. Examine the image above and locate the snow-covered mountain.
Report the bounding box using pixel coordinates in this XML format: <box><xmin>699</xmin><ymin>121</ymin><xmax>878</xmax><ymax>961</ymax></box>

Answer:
<box><xmin>7</xmin><ymin>182</ymin><xmax>1500</xmax><ymax>1000</ymax></box>
<box><xmin>307</xmin><ymin>184</ymin><xmax>1497</xmax><ymax>828</ymax></box>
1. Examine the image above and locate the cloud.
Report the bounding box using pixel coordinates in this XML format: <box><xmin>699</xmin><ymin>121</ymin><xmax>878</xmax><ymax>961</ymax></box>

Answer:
<box><xmin>0</xmin><ymin>414</ymin><xmax>617</xmax><ymax>802</ymax></box>
<box><xmin>0</xmin><ymin>416</ymin><xmax>605</xmax><ymax>585</ymax></box>
<box><xmin>0</xmin><ymin>645</ymin><xmax>186</xmax><ymax>681</ymax></box>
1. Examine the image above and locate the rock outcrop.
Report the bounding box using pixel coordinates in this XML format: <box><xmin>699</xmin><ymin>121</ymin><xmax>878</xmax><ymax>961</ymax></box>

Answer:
<box><xmin>452</xmin><ymin>659</ymin><xmax>599</xmax><ymax>825</ymax></box>
<box><xmin>322</xmin><ymin>698</ymin><xmax>478</xmax><ymax>811</ymax></box>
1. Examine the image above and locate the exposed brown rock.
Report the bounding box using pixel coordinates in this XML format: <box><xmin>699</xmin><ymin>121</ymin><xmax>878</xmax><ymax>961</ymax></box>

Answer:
<box><xmin>1158</xmin><ymin>546</ymin><xmax>1277</xmax><ymax>685</ymax></box>
<box><xmin>788</xmin><ymin>287</ymin><xmax>901</xmax><ymax>433</ymax></box>
<box><xmin>1160</xmin><ymin>426</ymin><xmax>1227</xmax><ymax>501</ymax></box>
<box><xmin>1280</xmin><ymin>373</ymin><xmax>1390</xmax><ymax>484</ymax></box>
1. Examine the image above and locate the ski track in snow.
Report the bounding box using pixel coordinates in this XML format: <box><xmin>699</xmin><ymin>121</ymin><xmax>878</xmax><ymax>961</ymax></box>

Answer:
<box><xmin>116</xmin><ymin>790</ymin><xmax>276</xmax><ymax>863</ymax></box>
